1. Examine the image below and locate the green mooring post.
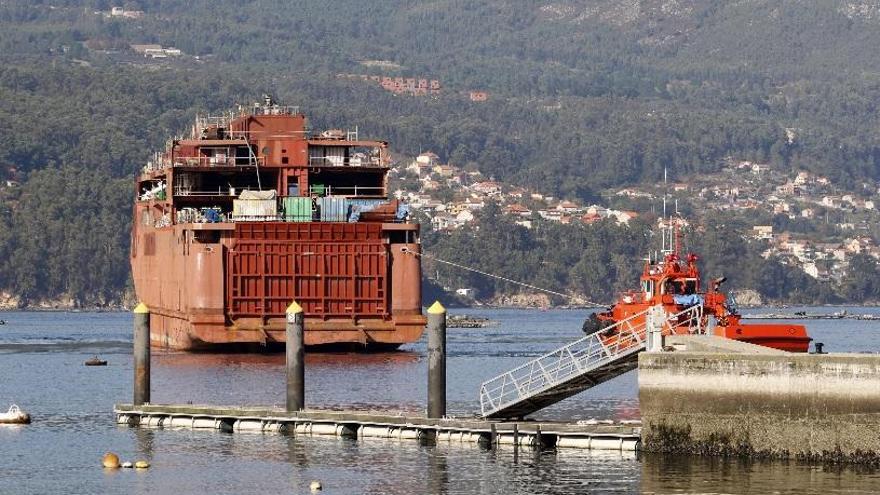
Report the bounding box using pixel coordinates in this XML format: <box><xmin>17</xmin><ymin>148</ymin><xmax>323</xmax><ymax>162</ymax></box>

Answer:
<box><xmin>133</xmin><ymin>303</ymin><xmax>150</xmax><ymax>406</ymax></box>
<box><xmin>427</xmin><ymin>301</ymin><xmax>447</xmax><ymax>419</ymax></box>
<box><xmin>286</xmin><ymin>301</ymin><xmax>305</xmax><ymax>412</ymax></box>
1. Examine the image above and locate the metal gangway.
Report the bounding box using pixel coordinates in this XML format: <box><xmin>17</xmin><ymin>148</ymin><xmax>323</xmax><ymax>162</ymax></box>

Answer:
<box><xmin>479</xmin><ymin>304</ymin><xmax>704</xmax><ymax>419</ymax></box>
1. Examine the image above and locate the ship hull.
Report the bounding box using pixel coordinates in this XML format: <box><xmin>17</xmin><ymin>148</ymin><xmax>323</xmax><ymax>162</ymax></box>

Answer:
<box><xmin>131</xmin><ymin>222</ymin><xmax>426</xmax><ymax>351</ymax></box>
<box><xmin>598</xmin><ymin>305</ymin><xmax>811</xmax><ymax>353</ymax></box>
<box><xmin>714</xmin><ymin>323</ymin><xmax>811</xmax><ymax>353</ymax></box>
<box><xmin>148</xmin><ymin>309</ymin><xmax>426</xmax><ymax>351</ymax></box>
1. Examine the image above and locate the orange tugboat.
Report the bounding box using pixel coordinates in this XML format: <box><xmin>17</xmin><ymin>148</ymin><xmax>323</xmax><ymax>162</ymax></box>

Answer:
<box><xmin>583</xmin><ymin>228</ymin><xmax>811</xmax><ymax>353</ymax></box>
<box><xmin>130</xmin><ymin>97</ymin><xmax>425</xmax><ymax>351</ymax></box>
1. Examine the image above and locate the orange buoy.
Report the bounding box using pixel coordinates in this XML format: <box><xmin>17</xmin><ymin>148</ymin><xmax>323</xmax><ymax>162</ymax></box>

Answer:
<box><xmin>102</xmin><ymin>453</ymin><xmax>120</xmax><ymax>469</ymax></box>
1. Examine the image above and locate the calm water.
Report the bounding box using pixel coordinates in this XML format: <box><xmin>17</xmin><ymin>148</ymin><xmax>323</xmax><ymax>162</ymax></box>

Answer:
<box><xmin>1</xmin><ymin>308</ymin><xmax>880</xmax><ymax>494</ymax></box>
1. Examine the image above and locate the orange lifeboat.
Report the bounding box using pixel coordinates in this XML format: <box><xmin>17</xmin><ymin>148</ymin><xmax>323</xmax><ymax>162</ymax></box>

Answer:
<box><xmin>584</xmin><ymin>251</ymin><xmax>811</xmax><ymax>353</ymax></box>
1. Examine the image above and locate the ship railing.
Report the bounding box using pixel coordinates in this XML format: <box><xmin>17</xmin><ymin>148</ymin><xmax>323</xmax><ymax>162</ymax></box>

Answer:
<box><xmin>229</xmin><ymin>214</ymin><xmax>280</xmax><ymax>222</ymax></box>
<box><xmin>171</xmin><ymin>156</ymin><xmax>265</xmax><ymax>168</ymax></box>
<box><xmin>673</xmin><ymin>303</ymin><xmax>704</xmax><ymax>334</ymax></box>
<box><xmin>308</xmin><ymin>185</ymin><xmax>386</xmax><ymax>197</ymax></box>
<box><xmin>226</xmin><ymin>129</ymin><xmax>309</xmax><ymax>139</ymax></box>
<box><xmin>173</xmin><ymin>186</ymin><xmax>262</xmax><ymax>197</ymax></box>
<box><xmin>478</xmin><ymin>305</ymin><xmax>701</xmax><ymax>417</ymax></box>
<box><xmin>251</xmin><ymin>104</ymin><xmax>299</xmax><ymax>116</ymax></box>
<box><xmin>194</xmin><ymin>114</ymin><xmax>235</xmax><ymax>131</ymax></box>
<box><xmin>308</xmin><ymin>156</ymin><xmax>386</xmax><ymax>168</ymax></box>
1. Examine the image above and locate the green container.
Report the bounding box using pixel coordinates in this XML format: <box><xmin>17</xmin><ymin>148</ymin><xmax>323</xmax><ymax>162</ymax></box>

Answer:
<box><xmin>310</xmin><ymin>184</ymin><xmax>326</xmax><ymax>196</ymax></box>
<box><xmin>284</xmin><ymin>197</ymin><xmax>312</xmax><ymax>222</ymax></box>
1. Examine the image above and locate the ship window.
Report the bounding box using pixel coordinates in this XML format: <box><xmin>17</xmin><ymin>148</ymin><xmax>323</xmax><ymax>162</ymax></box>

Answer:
<box><xmin>684</xmin><ymin>280</ymin><xmax>697</xmax><ymax>295</ymax></box>
<box><xmin>644</xmin><ymin>280</ymin><xmax>653</xmax><ymax>298</ymax></box>
<box><xmin>194</xmin><ymin>230</ymin><xmax>219</xmax><ymax>243</ymax></box>
<box><xmin>665</xmin><ymin>281</ymin><xmax>680</xmax><ymax>295</ymax></box>
<box><xmin>281</xmin><ymin>157</ymin><xmax>289</xmax><ymax>164</ymax></box>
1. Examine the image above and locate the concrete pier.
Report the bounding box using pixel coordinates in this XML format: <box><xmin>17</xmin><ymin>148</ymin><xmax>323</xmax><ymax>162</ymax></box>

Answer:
<box><xmin>639</xmin><ymin>336</ymin><xmax>880</xmax><ymax>464</ymax></box>
<box><xmin>114</xmin><ymin>403</ymin><xmax>640</xmax><ymax>452</ymax></box>
<box><xmin>133</xmin><ymin>303</ymin><xmax>150</xmax><ymax>406</ymax></box>
<box><xmin>427</xmin><ymin>301</ymin><xmax>447</xmax><ymax>419</ymax></box>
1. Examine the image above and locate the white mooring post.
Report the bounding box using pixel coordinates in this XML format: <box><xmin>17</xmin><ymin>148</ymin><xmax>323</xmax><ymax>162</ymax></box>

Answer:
<box><xmin>646</xmin><ymin>304</ymin><xmax>665</xmax><ymax>352</ymax></box>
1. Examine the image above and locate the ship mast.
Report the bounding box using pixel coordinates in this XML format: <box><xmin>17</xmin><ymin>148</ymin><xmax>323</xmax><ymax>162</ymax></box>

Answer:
<box><xmin>661</xmin><ymin>166</ymin><xmax>672</xmax><ymax>257</ymax></box>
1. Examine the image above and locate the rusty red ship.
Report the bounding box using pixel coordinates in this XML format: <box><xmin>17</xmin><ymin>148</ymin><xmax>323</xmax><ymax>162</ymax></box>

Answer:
<box><xmin>131</xmin><ymin>97</ymin><xmax>425</xmax><ymax>350</ymax></box>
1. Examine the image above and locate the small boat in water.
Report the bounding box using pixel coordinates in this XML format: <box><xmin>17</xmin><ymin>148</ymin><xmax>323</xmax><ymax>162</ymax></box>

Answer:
<box><xmin>85</xmin><ymin>356</ymin><xmax>108</xmax><ymax>366</ymax></box>
<box><xmin>0</xmin><ymin>404</ymin><xmax>31</xmax><ymax>424</ymax></box>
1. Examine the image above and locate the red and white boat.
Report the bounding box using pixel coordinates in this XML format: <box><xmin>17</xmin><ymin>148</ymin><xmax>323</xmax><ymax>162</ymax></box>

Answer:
<box><xmin>583</xmin><ymin>230</ymin><xmax>811</xmax><ymax>353</ymax></box>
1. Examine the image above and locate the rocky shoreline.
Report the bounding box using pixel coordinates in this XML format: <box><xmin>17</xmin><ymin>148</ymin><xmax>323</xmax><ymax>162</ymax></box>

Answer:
<box><xmin>0</xmin><ymin>290</ymin><xmax>133</xmax><ymax>312</ymax></box>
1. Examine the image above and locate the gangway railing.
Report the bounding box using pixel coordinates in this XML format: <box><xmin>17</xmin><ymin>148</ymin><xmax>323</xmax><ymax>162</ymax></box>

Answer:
<box><xmin>478</xmin><ymin>304</ymin><xmax>704</xmax><ymax>418</ymax></box>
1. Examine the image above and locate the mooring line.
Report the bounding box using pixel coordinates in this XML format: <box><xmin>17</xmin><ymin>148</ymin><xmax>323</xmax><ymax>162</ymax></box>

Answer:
<box><xmin>401</xmin><ymin>248</ymin><xmax>606</xmax><ymax>308</ymax></box>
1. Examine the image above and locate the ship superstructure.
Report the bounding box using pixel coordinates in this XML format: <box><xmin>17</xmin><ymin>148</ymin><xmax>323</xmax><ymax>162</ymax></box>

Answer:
<box><xmin>131</xmin><ymin>97</ymin><xmax>425</xmax><ymax>350</ymax></box>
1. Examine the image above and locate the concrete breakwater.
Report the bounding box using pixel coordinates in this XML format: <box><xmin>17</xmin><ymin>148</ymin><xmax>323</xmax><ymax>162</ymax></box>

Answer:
<box><xmin>639</xmin><ymin>340</ymin><xmax>880</xmax><ymax>464</ymax></box>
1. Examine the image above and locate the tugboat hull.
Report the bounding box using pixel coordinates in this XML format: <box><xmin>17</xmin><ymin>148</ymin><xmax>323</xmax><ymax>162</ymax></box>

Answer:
<box><xmin>715</xmin><ymin>323</ymin><xmax>811</xmax><ymax>353</ymax></box>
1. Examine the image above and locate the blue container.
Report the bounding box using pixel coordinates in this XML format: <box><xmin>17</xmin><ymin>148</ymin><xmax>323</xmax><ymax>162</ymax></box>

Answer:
<box><xmin>347</xmin><ymin>199</ymin><xmax>387</xmax><ymax>222</ymax></box>
<box><xmin>319</xmin><ymin>197</ymin><xmax>349</xmax><ymax>222</ymax></box>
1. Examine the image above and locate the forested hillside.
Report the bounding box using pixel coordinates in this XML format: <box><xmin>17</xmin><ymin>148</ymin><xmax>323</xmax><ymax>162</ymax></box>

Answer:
<box><xmin>3</xmin><ymin>0</ymin><xmax>880</xmax><ymax>306</ymax></box>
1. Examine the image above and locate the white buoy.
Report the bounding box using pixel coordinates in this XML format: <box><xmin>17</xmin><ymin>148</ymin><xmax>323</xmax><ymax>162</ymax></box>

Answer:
<box><xmin>121</xmin><ymin>462</ymin><xmax>133</xmax><ymax>468</ymax></box>
<box><xmin>135</xmin><ymin>460</ymin><xmax>150</xmax><ymax>469</ymax></box>
<box><xmin>0</xmin><ymin>404</ymin><xmax>31</xmax><ymax>424</ymax></box>
<box><xmin>309</xmin><ymin>480</ymin><xmax>323</xmax><ymax>492</ymax></box>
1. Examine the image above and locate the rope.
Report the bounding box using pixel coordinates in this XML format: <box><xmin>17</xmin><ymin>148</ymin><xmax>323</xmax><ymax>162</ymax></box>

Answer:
<box><xmin>402</xmin><ymin>248</ymin><xmax>607</xmax><ymax>308</ymax></box>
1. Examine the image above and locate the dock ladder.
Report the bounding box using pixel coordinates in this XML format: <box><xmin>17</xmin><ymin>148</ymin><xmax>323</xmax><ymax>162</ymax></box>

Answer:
<box><xmin>479</xmin><ymin>304</ymin><xmax>703</xmax><ymax>419</ymax></box>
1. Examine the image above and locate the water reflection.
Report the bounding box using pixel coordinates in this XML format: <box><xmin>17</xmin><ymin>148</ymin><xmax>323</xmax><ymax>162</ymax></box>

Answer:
<box><xmin>286</xmin><ymin>435</ymin><xmax>309</xmax><ymax>468</ymax></box>
<box><xmin>427</xmin><ymin>450</ymin><xmax>449</xmax><ymax>495</ymax></box>
<box><xmin>640</xmin><ymin>452</ymin><xmax>880</xmax><ymax>494</ymax></box>
<box><xmin>154</xmin><ymin>350</ymin><xmax>420</xmax><ymax>368</ymax></box>
<box><xmin>134</xmin><ymin>428</ymin><xmax>155</xmax><ymax>461</ymax></box>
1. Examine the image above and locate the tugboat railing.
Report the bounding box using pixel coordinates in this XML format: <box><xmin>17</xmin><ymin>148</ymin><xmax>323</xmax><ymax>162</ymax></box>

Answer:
<box><xmin>479</xmin><ymin>304</ymin><xmax>705</xmax><ymax>417</ymax></box>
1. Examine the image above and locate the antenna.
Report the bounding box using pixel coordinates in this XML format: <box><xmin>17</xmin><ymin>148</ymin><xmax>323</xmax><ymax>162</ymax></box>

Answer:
<box><xmin>659</xmin><ymin>165</ymin><xmax>676</xmax><ymax>256</ymax></box>
<box><xmin>674</xmin><ymin>222</ymin><xmax>682</xmax><ymax>257</ymax></box>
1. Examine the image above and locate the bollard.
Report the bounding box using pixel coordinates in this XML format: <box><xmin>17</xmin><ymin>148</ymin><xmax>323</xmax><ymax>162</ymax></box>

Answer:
<box><xmin>513</xmin><ymin>423</ymin><xmax>519</xmax><ymax>462</ymax></box>
<box><xmin>646</xmin><ymin>304</ymin><xmax>665</xmax><ymax>352</ymax></box>
<box><xmin>286</xmin><ymin>301</ymin><xmax>305</xmax><ymax>412</ymax></box>
<box><xmin>427</xmin><ymin>301</ymin><xmax>447</xmax><ymax>419</ymax></box>
<box><xmin>133</xmin><ymin>303</ymin><xmax>150</xmax><ymax>406</ymax></box>
<box><xmin>535</xmin><ymin>424</ymin><xmax>543</xmax><ymax>452</ymax></box>
<box><xmin>490</xmin><ymin>423</ymin><xmax>498</xmax><ymax>450</ymax></box>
